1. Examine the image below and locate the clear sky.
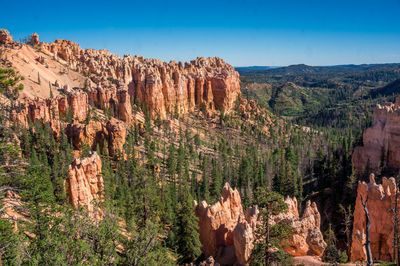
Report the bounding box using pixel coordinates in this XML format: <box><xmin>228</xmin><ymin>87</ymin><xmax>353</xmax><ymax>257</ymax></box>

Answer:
<box><xmin>2</xmin><ymin>0</ymin><xmax>400</xmax><ymax>66</ymax></box>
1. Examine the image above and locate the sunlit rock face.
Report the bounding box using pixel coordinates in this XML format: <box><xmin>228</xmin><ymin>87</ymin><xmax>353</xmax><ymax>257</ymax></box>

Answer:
<box><xmin>353</xmin><ymin>98</ymin><xmax>400</xmax><ymax>174</ymax></box>
<box><xmin>67</xmin><ymin>152</ymin><xmax>103</xmax><ymax>219</ymax></box>
<box><xmin>194</xmin><ymin>183</ymin><xmax>326</xmax><ymax>265</ymax></box>
<box><xmin>37</xmin><ymin>39</ymin><xmax>241</xmax><ymax>119</ymax></box>
<box><xmin>351</xmin><ymin>173</ymin><xmax>396</xmax><ymax>262</ymax></box>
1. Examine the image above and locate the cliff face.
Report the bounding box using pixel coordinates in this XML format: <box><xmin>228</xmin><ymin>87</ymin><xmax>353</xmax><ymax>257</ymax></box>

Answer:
<box><xmin>272</xmin><ymin>198</ymin><xmax>326</xmax><ymax>257</ymax></box>
<box><xmin>67</xmin><ymin>152</ymin><xmax>103</xmax><ymax>219</ymax></box>
<box><xmin>350</xmin><ymin>173</ymin><xmax>397</xmax><ymax>262</ymax></box>
<box><xmin>2</xmin><ymin>30</ymin><xmax>240</xmax><ymax>157</ymax></box>
<box><xmin>36</xmin><ymin>38</ymin><xmax>240</xmax><ymax>119</ymax></box>
<box><xmin>353</xmin><ymin>98</ymin><xmax>400</xmax><ymax>174</ymax></box>
<box><xmin>194</xmin><ymin>183</ymin><xmax>326</xmax><ymax>265</ymax></box>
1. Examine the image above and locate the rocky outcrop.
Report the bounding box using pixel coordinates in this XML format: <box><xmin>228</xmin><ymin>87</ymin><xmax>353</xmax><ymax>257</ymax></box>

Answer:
<box><xmin>37</xmin><ymin>38</ymin><xmax>240</xmax><ymax>119</ymax></box>
<box><xmin>195</xmin><ymin>183</ymin><xmax>243</xmax><ymax>258</ymax></box>
<box><xmin>194</xmin><ymin>183</ymin><xmax>326</xmax><ymax>265</ymax></box>
<box><xmin>30</xmin><ymin>33</ymin><xmax>39</xmax><ymax>45</ymax></box>
<box><xmin>353</xmin><ymin>98</ymin><xmax>400</xmax><ymax>174</ymax></box>
<box><xmin>66</xmin><ymin>152</ymin><xmax>103</xmax><ymax>218</ymax></box>
<box><xmin>105</xmin><ymin>118</ymin><xmax>127</xmax><ymax>156</ymax></box>
<box><xmin>3</xmin><ymin>29</ymin><xmax>240</xmax><ymax>159</ymax></box>
<box><xmin>274</xmin><ymin>198</ymin><xmax>326</xmax><ymax>257</ymax></box>
<box><xmin>10</xmin><ymin>88</ymin><xmax>88</xmax><ymax>127</ymax></box>
<box><xmin>65</xmin><ymin>120</ymin><xmax>105</xmax><ymax>150</ymax></box>
<box><xmin>0</xmin><ymin>29</ymin><xmax>12</xmax><ymax>44</ymax></box>
<box><xmin>233</xmin><ymin>208</ymin><xmax>257</xmax><ymax>264</ymax></box>
<box><xmin>350</xmin><ymin>173</ymin><xmax>396</xmax><ymax>262</ymax></box>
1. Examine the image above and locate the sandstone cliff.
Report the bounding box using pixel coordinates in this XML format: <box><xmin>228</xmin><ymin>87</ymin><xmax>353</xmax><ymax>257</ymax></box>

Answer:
<box><xmin>1</xmin><ymin>30</ymin><xmax>240</xmax><ymax>120</ymax></box>
<box><xmin>66</xmin><ymin>152</ymin><xmax>103</xmax><ymax>219</ymax></box>
<box><xmin>38</xmin><ymin>38</ymin><xmax>241</xmax><ymax>119</ymax></box>
<box><xmin>194</xmin><ymin>183</ymin><xmax>326</xmax><ymax>265</ymax></box>
<box><xmin>353</xmin><ymin>98</ymin><xmax>400</xmax><ymax>174</ymax></box>
<box><xmin>350</xmin><ymin>173</ymin><xmax>397</xmax><ymax>262</ymax></box>
<box><xmin>1</xmin><ymin>29</ymin><xmax>241</xmax><ymax>157</ymax></box>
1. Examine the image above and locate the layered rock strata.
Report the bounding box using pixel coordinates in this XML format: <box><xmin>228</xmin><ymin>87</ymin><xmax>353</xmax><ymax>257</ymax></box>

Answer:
<box><xmin>2</xmin><ymin>29</ymin><xmax>240</xmax><ymax>156</ymax></box>
<box><xmin>35</xmin><ymin>36</ymin><xmax>240</xmax><ymax>119</ymax></box>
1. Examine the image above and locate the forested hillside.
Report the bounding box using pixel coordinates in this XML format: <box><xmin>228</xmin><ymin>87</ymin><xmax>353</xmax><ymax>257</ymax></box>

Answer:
<box><xmin>239</xmin><ymin>63</ymin><xmax>400</xmax><ymax>129</ymax></box>
<box><xmin>1</xmin><ymin>30</ymin><xmax>400</xmax><ymax>265</ymax></box>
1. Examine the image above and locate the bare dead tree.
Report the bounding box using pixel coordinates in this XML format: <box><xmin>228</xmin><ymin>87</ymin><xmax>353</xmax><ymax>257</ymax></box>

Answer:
<box><xmin>361</xmin><ymin>195</ymin><xmax>373</xmax><ymax>266</ymax></box>
<box><xmin>339</xmin><ymin>204</ymin><xmax>353</xmax><ymax>257</ymax></box>
<box><xmin>391</xmin><ymin>175</ymin><xmax>399</xmax><ymax>264</ymax></box>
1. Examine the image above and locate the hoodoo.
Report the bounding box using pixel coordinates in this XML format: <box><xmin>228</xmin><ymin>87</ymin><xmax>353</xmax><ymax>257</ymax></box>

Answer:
<box><xmin>351</xmin><ymin>173</ymin><xmax>397</xmax><ymax>262</ymax></box>
<box><xmin>5</xmin><ymin>33</ymin><xmax>240</xmax><ymax>120</ymax></box>
<box><xmin>194</xmin><ymin>183</ymin><xmax>326</xmax><ymax>264</ymax></box>
<box><xmin>67</xmin><ymin>152</ymin><xmax>104</xmax><ymax>218</ymax></box>
<box><xmin>353</xmin><ymin>97</ymin><xmax>400</xmax><ymax>174</ymax></box>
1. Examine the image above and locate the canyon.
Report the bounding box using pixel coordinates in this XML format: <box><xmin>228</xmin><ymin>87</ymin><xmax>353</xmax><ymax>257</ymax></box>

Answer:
<box><xmin>3</xmin><ymin>28</ymin><xmax>400</xmax><ymax>264</ymax></box>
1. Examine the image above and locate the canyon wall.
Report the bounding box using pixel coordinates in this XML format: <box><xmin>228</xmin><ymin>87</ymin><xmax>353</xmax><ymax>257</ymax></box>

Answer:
<box><xmin>350</xmin><ymin>173</ymin><xmax>397</xmax><ymax>262</ymax></box>
<box><xmin>353</xmin><ymin>98</ymin><xmax>400</xmax><ymax>174</ymax></box>
<box><xmin>194</xmin><ymin>183</ymin><xmax>326</xmax><ymax>265</ymax></box>
<box><xmin>36</xmin><ymin>36</ymin><xmax>240</xmax><ymax>119</ymax></box>
<box><xmin>1</xmin><ymin>30</ymin><xmax>240</xmax><ymax>157</ymax></box>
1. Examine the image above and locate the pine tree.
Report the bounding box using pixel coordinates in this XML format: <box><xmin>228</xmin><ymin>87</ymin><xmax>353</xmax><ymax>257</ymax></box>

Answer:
<box><xmin>176</xmin><ymin>182</ymin><xmax>201</xmax><ymax>263</ymax></box>
<box><xmin>250</xmin><ymin>187</ymin><xmax>291</xmax><ymax>265</ymax></box>
<box><xmin>211</xmin><ymin>160</ymin><xmax>223</xmax><ymax>201</ymax></box>
<box><xmin>201</xmin><ymin>155</ymin><xmax>210</xmax><ymax>202</ymax></box>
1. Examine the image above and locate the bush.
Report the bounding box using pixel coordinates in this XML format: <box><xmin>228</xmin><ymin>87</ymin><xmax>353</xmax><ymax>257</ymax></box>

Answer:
<box><xmin>323</xmin><ymin>245</ymin><xmax>348</xmax><ymax>263</ymax></box>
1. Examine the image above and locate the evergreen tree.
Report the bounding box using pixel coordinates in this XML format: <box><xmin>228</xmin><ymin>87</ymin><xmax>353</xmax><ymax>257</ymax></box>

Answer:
<box><xmin>211</xmin><ymin>159</ymin><xmax>223</xmax><ymax>201</ymax></box>
<box><xmin>250</xmin><ymin>187</ymin><xmax>292</xmax><ymax>265</ymax></box>
<box><xmin>176</xmin><ymin>182</ymin><xmax>202</xmax><ymax>263</ymax></box>
<box><xmin>201</xmin><ymin>155</ymin><xmax>210</xmax><ymax>202</ymax></box>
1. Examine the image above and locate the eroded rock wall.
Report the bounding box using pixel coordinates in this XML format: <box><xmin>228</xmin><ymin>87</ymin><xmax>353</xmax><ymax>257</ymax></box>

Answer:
<box><xmin>66</xmin><ymin>152</ymin><xmax>103</xmax><ymax>218</ymax></box>
<box><xmin>350</xmin><ymin>173</ymin><xmax>397</xmax><ymax>262</ymax></box>
<box><xmin>353</xmin><ymin>98</ymin><xmax>400</xmax><ymax>174</ymax></box>
<box><xmin>194</xmin><ymin>183</ymin><xmax>326</xmax><ymax>265</ymax></box>
<box><xmin>37</xmin><ymin>38</ymin><xmax>240</xmax><ymax>119</ymax></box>
<box><xmin>2</xmin><ymin>29</ymin><xmax>240</xmax><ymax>157</ymax></box>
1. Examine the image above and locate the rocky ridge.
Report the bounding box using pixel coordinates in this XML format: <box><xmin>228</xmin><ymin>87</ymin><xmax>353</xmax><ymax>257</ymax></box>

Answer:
<box><xmin>13</xmin><ymin>31</ymin><xmax>241</xmax><ymax>120</ymax></box>
<box><xmin>1</xmin><ymin>30</ymin><xmax>240</xmax><ymax>157</ymax></box>
<box><xmin>194</xmin><ymin>183</ymin><xmax>326</xmax><ymax>265</ymax></box>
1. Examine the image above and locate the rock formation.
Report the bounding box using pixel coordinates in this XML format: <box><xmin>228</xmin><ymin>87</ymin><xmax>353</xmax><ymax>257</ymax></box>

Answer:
<box><xmin>30</xmin><ymin>33</ymin><xmax>39</xmax><ymax>45</ymax></box>
<box><xmin>66</xmin><ymin>152</ymin><xmax>103</xmax><ymax>218</ymax></box>
<box><xmin>353</xmin><ymin>98</ymin><xmax>400</xmax><ymax>174</ymax></box>
<box><xmin>2</xmin><ymin>29</ymin><xmax>241</xmax><ymax>158</ymax></box>
<box><xmin>350</xmin><ymin>173</ymin><xmax>397</xmax><ymax>262</ymax></box>
<box><xmin>194</xmin><ymin>183</ymin><xmax>326</xmax><ymax>265</ymax></box>
<box><xmin>274</xmin><ymin>198</ymin><xmax>326</xmax><ymax>257</ymax></box>
<box><xmin>0</xmin><ymin>29</ymin><xmax>12</xmax><ymax>44</ymax></box>
<box><xmin>35</xmin><ymin>37</ymin><xmax>240</xmax><ymax>119</ymax></box>
<box><xmin>195</xmin><ymin>183</ymin><xmax>243</xmax><ymax>259</ymax></box>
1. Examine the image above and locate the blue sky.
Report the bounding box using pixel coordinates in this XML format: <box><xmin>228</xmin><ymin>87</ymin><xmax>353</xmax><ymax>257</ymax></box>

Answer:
<box><xmin>2</xmin><ymin>0</ymin><xmax>400</xmax><ymax>66</ymax></box>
